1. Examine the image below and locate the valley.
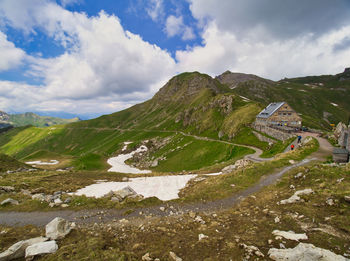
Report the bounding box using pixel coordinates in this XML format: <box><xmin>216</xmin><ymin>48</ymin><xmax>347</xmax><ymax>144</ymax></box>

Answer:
<box><xmin>0</xmin><ymin>70</ymin><xmax>349</xmax><ymax>260</ymax></box>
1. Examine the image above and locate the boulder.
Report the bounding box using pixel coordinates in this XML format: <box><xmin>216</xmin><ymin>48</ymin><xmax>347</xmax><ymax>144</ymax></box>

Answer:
<box><xmin>0</xmin><ymin>186</ymin><xmax>15</xmax><ymax>193</ymax></box>
<box><xmin>45</xmin><ymin>217</ymin><xmax>72</xmax><ymax>240</ymax></box>
<box><xmin>1</xmin><ymin>198</ymin><xmax>19</xmax><ymax>206</ymax></box>
<box><xmin>25</xmin><ymin>241</ymin><xmax>58</xmax><ymax>259</ymax></box>
<box><xmin>268</xmin><ymin>243</ymin><xmax>349</xmax><ymax>261</ymax></box>
<box><xmin>113</xmin><ymin>186</ymin><xmax>137</xmax><ymax>200</ymax></box>
<box><xmin>222</xmin><ymin>159</ymin><xmax>251</xmax><ymax>173</ymax></box>
<box><xmin>142</xmin><ymin>253</ymin><xmax>153</xmax><ymax>261</ymax></box>
<box><xmin>272</xmin><ymin>230</ymin><xmax>308</xmax><ymax>241</ymax></box>
<box><xmin>279</xmin><ymin>189</ymin><xmax>313</xmax><ymax>204</ymax></box>
<box><xmin>0</xmin><ymin>237</ymin><xmax>47</xmax><ymax>261</ymax></box>
<box><xmin>344</xmin><ymin>196</ymin><xmax>350</xmax><ymax>203</ymax></box>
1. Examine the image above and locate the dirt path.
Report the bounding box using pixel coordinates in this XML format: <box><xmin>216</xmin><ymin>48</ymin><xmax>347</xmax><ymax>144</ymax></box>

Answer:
<box><xmin>0</xmin><ymin>136</ymin><xmax>333</xmax><ymax>227</ymax></box>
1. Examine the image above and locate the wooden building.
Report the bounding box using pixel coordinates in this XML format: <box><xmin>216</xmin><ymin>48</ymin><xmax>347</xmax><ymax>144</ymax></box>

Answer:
<box><xmin>255</xmin><ymin>102</ymin><xmax>302</xmax><ymax>128</ymax></box>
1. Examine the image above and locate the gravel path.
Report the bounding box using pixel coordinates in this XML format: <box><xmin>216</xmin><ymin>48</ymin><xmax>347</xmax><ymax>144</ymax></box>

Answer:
<box><xmin>0</xmin><ymin>136</ymin><xmax>332</xmax><ymax>227</ymax></box>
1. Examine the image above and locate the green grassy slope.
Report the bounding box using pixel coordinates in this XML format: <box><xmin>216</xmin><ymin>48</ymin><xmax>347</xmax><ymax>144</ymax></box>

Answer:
<box><xmin>217</xmin><ymin>70</ymin><xmax>350</xmax><ymax>129</ymax></box>
<box><xmin>0</xmin><ymin>73</ymin><xmax>259</xmax><ymax>171</ymax></box>
<box><xmin>0</xmin><ymin>153</ymin><xmax>28</xmax><ymax>172</ymax></box>
<box><xmin>8</xmin><ymin>112</ymin><xmax>80</xmax><ymax>127</ymax></box>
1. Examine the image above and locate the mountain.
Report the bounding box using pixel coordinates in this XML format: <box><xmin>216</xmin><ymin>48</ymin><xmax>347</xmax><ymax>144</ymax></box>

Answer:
<box><xmin>0</xmin><ymin>72</ymin><xmax>260</xmax><ymax>172</ymax></box>
<box><xmin>0</xmin><ymin>111</ymin><xmax>80</xmax><ymax>128</ymax></box>
<box><xmin>216</xmin><ymin>69</ymin><xmax>350</xmax><ymax>129</ymax></box>
<box><xmin>0</xmin><ymin>70</ymin><xmax>349</xmax><ymax>171</ymax></box>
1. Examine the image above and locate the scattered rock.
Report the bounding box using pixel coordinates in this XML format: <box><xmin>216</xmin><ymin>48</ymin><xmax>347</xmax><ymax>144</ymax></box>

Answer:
<box><xmin>159</xmin><ymin>207</ymin><xmax>165</xmax><ymax>212</ymax></box>
<box><xmin>64</xmin><ymin>197</ymin><xmax>71</xmax><ymax>204</ymax></box>
<box><xmin>272</xmin><ymin>230</ymin><xmax>308</xmax><ymax>241</ymax></box>
<box><xmin>169</xmin><ymin>251</ymin><xmax>182</xmax><ymax>261</ymax></box>
<box><xmin>0</xmin><ymin>237</ymin><xmax>47</xmax><ymax>261</ymax></box>
<box><xmin>31</xmin><ymin>194</ymin><xmax>45</xmax><ymax>201</ymax></box>
<box><xmin>1</xmin><ymin>198</ymin><xmax>19</xmax><ymax>206</ymax></box>
<box><xmin>344</xmin><ymin>196</ymin><xmax>350</xmax><ymax>203</ymax></box>
<box><xmin>279</xmin><ymin>189</ymin><xmax>313</xmax><ymax>204</ymax></box>
<box><xmin>294</xmin><ymin>172</ymin><xmax>303</xmax><ymax>179</ymax></box>
<box><xmin>142</xmin><ymin>252</ymin><xmax>153</xmax><ymax>261</ymax></box>
<box><xmin>188</xmin><ymin>211</ymin><xmax>196</xmax><ymax>219</ymax></box>
<box><xmin>274</xmin><ymin>216</ymin><xmax>280</xmax><ymax>223</ymax></box>
<box><xmin>289</xmin><ymin>160</ymin><xmax>296</xmax><ymax>164</ymax></box>
<box><xmin>222</xmin><ymin>159</ymin><xmax>251</xmax><ymax>173</ymax></box>
<box><xmin>111</xmin><ymin>197</ymin><xmax>121</xmax><ymax>202</ymax></box>
<box><xmin>25</xmin><ymin>241</ymin><xmax>58</xmax><ymax>259</ymax></box>
<box><xmin>194</xmin><ymin>216</ymin><xmax>205</xmax><ymax>224</ymax></box>
<box><xmin>326</xmin><ymin>198</ymin><xmax>335</xmax><ymax>206</ymax></box>
<box><xmin>239</xmin><ymin>243</ymin><xmax>265</xmax><ymax>258</ymax></box>
<box><xmin>0</xmin><ymin>186</ymin><xmax>15</xmax><ymax>193</ymax></box>
<box><xmin>198</xmin><ymin>234</ymin><xmax>208</xmax><ymax>241</ymax></box>
<box><xmin>54</xmin><ymin>198</ymin><xmax>62</xmax><ymax>205</ymax></box>
<box><xmin>45</xmin><ymin>217</ymin><xmax>72</xmax><ymax>240</ymax></box>
<box><xmin>268</xmin><ymin>243</ymin><xmax>349</xmax><ymax>261</ymax></box>
<box><xmin>61</xmin><ymin>204</ymin><xmax>69</xmax><ymax>208</ymax></box>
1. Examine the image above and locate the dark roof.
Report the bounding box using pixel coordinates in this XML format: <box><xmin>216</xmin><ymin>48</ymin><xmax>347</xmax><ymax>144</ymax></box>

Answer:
<box><xmin>333</xmin><ymin>148</ymin><xmax>349</xmax><ymax>154</ymax></box>
<box><xmin>257</xmin><ymin>102</ymin><xmax>285</xmax><ymax>119</ymax></box>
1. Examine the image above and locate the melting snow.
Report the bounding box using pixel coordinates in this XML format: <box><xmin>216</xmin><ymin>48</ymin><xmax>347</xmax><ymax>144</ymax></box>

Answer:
<box><xmin>73</xmin><ymin>175</ymin><xmax>197</xmax><ymax>201</ymax></box>
<box><xmin>25</xmin><ymin>160</ymin><xmax>59</xmax><ymax>165</ymax></box>
<box><xmin>107</xmin><ymin>145</ymin><xmax>152</xmax><ymax>174</ymax></box>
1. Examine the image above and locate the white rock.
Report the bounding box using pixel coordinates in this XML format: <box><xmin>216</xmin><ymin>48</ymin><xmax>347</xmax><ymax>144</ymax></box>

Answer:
<box><xmin>0</xmin><ymin>237</ymin><xmax>47</xmax><ymax>261</ymax></box>
<box><xmin>142</xmin><ymin>252</ymin><xmax>153</xmax><ymax>261</ymax></box>
<box><xmin>25</xmin><ymin>241</ymin><xmax>58</xmax><ymax>258</ymax></box>
<box><xmin>274</xmin><ymin>217</ymin><xmax>280</xmax><ymax>223</ymax></box>
<box><xmin>1</xmin><ymin>198</ymin><xmax>19</xmax><ymax>206</ymax></box>
<box><xmin>272</xmin><ymin>230</ymin><xmax>308</xmax><ymax>241</ymax></box>
<box><xmin>159</xmin><ymin>207</ymin><xmax>165</xmax><ymax>212</ymax></box>
<box><xmin>294</xmin><ymin>172</ymin><xmax>303</xmax><ymax>179</ymax></box>
<box><xmin>31</xmin><ymin>194</ymin><xmax>45</xmax><ymax>201</ymax></box>
<box><xmin>280</xmin><ymin>189</ymin><xmax>313</xmax><ymax>204</ymax></box>
<box><xmin>113</xmin><ymin>186</ymin><xmax>137</xmax><ymax>199</ymax></box>
<box><xmin>268</xmin><ymin>243</ymin><xmax>349</xmax><ymax>261</ymax></box>
<box><xmin>326</xmin><ymin>198</ymin><xmax>335</xmax><ymax>206</ymax></box>
<box><xmin>194</xmin><ymin>216</ymin><xmax>205</xmax><ymax>224</ymax></box>
<box><xmin>45</xmin><ymin>217</ymin><xmax>72</xmax><ymax>240</ymax></box>
<box><xmin>169</xmin><ymin>251</ymin><xmax>182</xmax><ymax>261</ymax></box>
<box><xmin>54</xmin><ymin>198</ymin><xmax>62</xmax><ymax>205</ymax></box>
<box><xmin>198</xmin><ymin>234</ymin><xmax>208</xmax><ymax>241</ymax></box>
<box><xmin>289</xmin><ymin>160</ymin><xmax>296</xmax><ymax>164</ymax></box>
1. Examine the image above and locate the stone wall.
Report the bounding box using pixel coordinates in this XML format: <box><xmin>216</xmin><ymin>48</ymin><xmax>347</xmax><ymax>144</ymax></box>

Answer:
<box><xmin>252</xmin><ymin>123</ymin><xmax>295</xmax><ymax>141</ymax></box>
<box><xmin>252</xmin><ymin>131</ymin><xmax>276</xmax><ymax>144</ymax></box>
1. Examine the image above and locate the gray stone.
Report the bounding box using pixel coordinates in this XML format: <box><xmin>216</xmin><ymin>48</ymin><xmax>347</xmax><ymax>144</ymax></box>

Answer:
<box><xmin>0</xmin><ymin>198</ymin><xmax>19</xmax><ymax>206</ymax></box>
<box><xmin>64</xmin><ymin>197</ymin><xmax>72</xmax><ymax>204</ymax></box>
<box><xmin>111</xmin><ymin>197</ymin><xmax>121</xmax><ymax>202</ymax></box>
<box><xmin>25</xmin><ymin>241</ymin><xmax>58</xmax><ymax>259</ymax></box>
<box><xmin>142</xmin><ymin>252</ymin><xmax>153</xmax><ymax>261</ymax></box>
<box><xmin>279</xmin><ymin>189</ymin><xmax>313</xmax><ymax>204</ymax></box>
<box><xmin>113</xmin><ymin>186</ymin><xmax>137</xmax><ymax>199</ymax></box>
<box><xmin>344</xmin><ymin>196</ymin><xmax>350</xmax><ymax>203</ymax></box>
<box><xmin>0</xmin><ymin>186</ymin><xmax>15</xmax><ymax>193</ymax></box>
<box><xmin>45</xmin><ymin>217</ymin><xmax>72</xmax><ymax>240</ymax></box>
<box><xmin>31</xmin><ymin>194</ymin><xmax>45</xmax><ymax>201</ymax></box>
<box><xmin>0</xmin><ymin>237</ymin><xmax>47</xmax><ymax>261</ymax></box>
<box><xmin>268</xmin><ymin>243</ymin><xmax>349</xmax><ymax>261</ymax></box>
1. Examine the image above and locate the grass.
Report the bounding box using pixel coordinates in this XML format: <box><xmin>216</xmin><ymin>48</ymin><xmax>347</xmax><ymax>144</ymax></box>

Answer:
<box><xmin>0</xmin><ymin>153</ymin><xmax>28</xmax><ymax>172</ymax></box>
<box><xmin>180</xmin><ymin>137</ymin><xmax>319</xmax><ymax>202</ymax></box>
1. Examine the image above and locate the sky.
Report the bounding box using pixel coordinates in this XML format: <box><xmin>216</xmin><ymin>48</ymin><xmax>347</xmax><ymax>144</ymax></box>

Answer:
<box><xmin>1</xmin><ymin>0</ymin><xmax>350</xmax><ymax>119</ymax></box>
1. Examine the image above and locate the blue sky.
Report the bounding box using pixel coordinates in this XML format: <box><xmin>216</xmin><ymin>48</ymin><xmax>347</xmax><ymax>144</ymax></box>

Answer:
<box><xmin>0</xmin><ymin>0</ymin><xmax>350</xmax><ymax>119</ymax></box>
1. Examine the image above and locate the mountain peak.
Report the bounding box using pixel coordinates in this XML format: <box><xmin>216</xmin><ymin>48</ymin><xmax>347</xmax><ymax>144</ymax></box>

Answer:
<box><xmin>153</xmin><ymin>72</ymin><xmax>230</xmax><ymax>103</ymax></box>
<box><xmin>216</xmin><ymin>71</ymin><xmax>274</xmax><ymax>89</ymax></box>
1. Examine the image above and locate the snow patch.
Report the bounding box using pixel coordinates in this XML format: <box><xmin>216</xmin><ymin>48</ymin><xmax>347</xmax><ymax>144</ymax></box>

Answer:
<box><xmin>107</xmin><ymin>145</ymin><xmax>151</xmax><ymax>174</ymax></box>
<box><xmin>122</xmin><ymin>141</ymin><xmax>132</xmax><ymax>152</ymax></box>
<box><xmin>26</xmin><ymin>160</ymin><xmax>59</xmax><ymax>165</ymax></box>
<box><xmin>331</xmin><ymin>103</ymin><xmax>338</xmax><ymax>107</ymax></box>
<box><xmin>73</xmin><ymin>175</ymin><xmax>197</xmax><ymax>201</ymax></box>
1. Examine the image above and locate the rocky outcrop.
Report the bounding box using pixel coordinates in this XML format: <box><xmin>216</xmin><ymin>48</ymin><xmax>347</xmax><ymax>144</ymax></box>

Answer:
<box><xmin>45</xmin><ymin>217</ymin><xmax>72</xmax><ymax>240</ymax></box>
<box><xmin>268</xmin><ymin>243</ymin><xmax>349</xmax><ymax>261</ymax></box>
<box><xmin>272</xmin><ymin>230</ymin><xmax>308</xmax><ymax>241</ymax></box>
<box><xmin>0</xmin><ymin>237</ymin><xmax>47</xmax><ymax>261</ymax></box>
<box><xmin>279</xmin><ymin>189</ymin><xmax>313</xmax><ymax>204</ymax></box>
<box><xmin>0</xmin><ymin>198</ymin><xmax>19</xmax><ymax>206</ymax></box>
<box><xmin>222</xmin><ymin>159</ymin><xmax>251</xmax><ymax>173</ymax></box>
<box><xmin>25</xmin><ymin>241</ymin><xmax>58</xmax><ymax>259</ymax></box>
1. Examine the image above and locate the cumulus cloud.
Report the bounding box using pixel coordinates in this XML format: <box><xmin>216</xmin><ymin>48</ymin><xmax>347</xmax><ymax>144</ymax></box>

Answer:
<box><xmin>0</xmin><ymin>0</ymin><xmax>176</xmax><ymax>114</ymax></box>
<box><xmin>189</xmin><ymin>0</ymin><xmax>350</xmax><ymax>40</ymax></box>
<box><xmin>0</xmin><ymin>31</ymin><xmax>26</xmax><ymax>71</ymax></box>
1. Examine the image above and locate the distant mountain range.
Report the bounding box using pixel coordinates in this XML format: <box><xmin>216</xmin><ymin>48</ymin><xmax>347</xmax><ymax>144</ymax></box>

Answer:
<box><xmin>0</xmin><ymin>111</ymin><xmax>80</xmax><ymax>128</ymax></box>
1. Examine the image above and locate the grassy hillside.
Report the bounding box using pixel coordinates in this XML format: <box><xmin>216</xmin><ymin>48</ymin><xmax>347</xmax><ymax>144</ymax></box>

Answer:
<box><xmin>8</xmin><ymin>112</ymin><xmax>80</xmax><ymax>127</ymax></box>
<box><xmin>0</xmin><ymin>153</ymin><xmax>28</xmax><ymax>172</ymax></box>
<box><xmin>216</xmin><ymin>70</ymin><xmax>350</xmax><ymax>129</ymax></box>
<box><xmin>0</xmin><ymin>73</ymin><xmax>259</xmax><ymax>171</ymax></box>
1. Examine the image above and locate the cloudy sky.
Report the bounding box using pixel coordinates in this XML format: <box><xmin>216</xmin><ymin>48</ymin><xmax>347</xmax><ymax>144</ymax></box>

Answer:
<box><xmin>1</xmin><ymin>0</ymin><xmax>350</xmax><ymax>119</ymax></box>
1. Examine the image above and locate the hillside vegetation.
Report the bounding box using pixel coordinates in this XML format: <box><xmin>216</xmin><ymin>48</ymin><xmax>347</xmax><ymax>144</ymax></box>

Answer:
<box><xmin>217</xmin><ymin>69</ymin><xmax>350</xmax><ymax>129</ymax></box>
<box><xmin>0</xmin><ymin>73</ymin><xmax>259</xmax><ymax>171</ymax></box>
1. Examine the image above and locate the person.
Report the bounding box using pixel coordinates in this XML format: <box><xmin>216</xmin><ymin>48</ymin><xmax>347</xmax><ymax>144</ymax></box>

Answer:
<box><xmin>291</xmin><ymin>144</ymin><xmax>295</xmax><ymax>150</ymax></box>
<box><xmin>297</xmin><ymin>135</ymin><xmax>302</xmax><ymax>143</ymax></box>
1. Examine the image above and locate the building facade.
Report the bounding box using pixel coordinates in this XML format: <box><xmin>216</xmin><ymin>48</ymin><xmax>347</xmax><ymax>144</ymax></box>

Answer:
<box><xmin>255</xmin><ymin>102</ymin><xmax>302</xmax><ymax>128</ymax></box>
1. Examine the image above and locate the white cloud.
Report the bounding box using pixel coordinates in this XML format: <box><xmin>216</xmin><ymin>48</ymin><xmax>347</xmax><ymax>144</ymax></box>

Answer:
<box><xmin>182</xmin><ymin>26</ymin><xmax>195</xmax><ymax>40</ymax></box>
<box><xmin>176</xmin><ymin>22</ymin><xmax>350</xmax><ymax>80</ymax></box>
<box><xmin>146</xmin><ymin>0</ymin><xmax>164</xmax><ymax>22</ymax></box>
<box><xmin>165</xmin><ymin>15</ymin><xmax>183</xmax><ymax>37</ymax></box>
<box><xmin>60</xmin><ymin>0</ymin><xmax>82</xmax><ymax>7</ymax></box>
<box><xmin>0</xmin><ymin>31</ymin><xmax>25</xmax><ymax>71</ymax></box>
